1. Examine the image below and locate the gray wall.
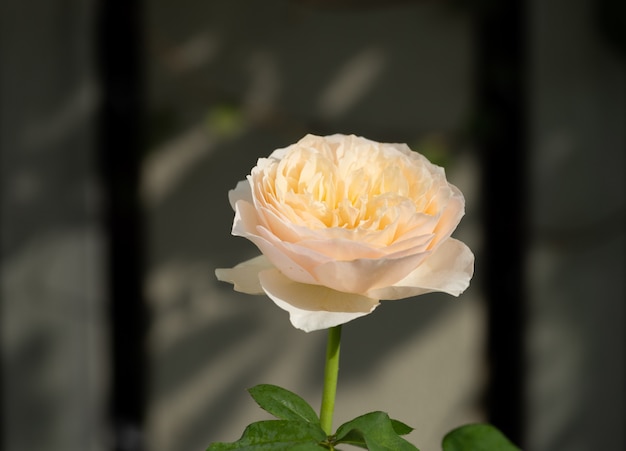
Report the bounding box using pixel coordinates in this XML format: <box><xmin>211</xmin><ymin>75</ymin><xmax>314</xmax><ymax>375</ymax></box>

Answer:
<box><xmin>1</xmin><ymin>1</ymin><xmax>623</xmax><ymax>451</ymax></box>
<box><xmin>143</xmin><ymin>2</ymin><xmax>482</xmax><ymax>450</ymax></box>
<box><xmin>1</xmin><ymin>1</ymin><xmax>108</xmax><ymax>451</ymax></box>
<box><xmin>527</xmin><ymin>0</ymin><xmax>625</xmax><ymax>449</ymax></box>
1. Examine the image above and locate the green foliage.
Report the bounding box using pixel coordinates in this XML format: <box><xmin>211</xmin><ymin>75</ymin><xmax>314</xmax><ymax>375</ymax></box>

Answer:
<box><xmin>389</xmin><ymin>419</ymin><xmax>414</xmax><ymax>436</ymax></box>
<box><xmin>206</xmin><ymin>385</ymin><xmax>520</xmax><ymax>451</ymax></box>
<box><xmin>442</xmin><ymin>424</ymin><xmax>521</xmax><ymax>451</ymax></box>
<box><xmin>248</xmin><ymin>384</ymin><xmax>320</xmax><ymax>424</ymax></box>
<box><xmin>206</xmin><ymin>385</ymin><xmax>417</xmax><ymax>450</ymax></box>
<box><xmin>333</xmin><ymin>411</ymin><xmax>418</xmax><ymax>451</ymax></box>
<box><xmin>206</xmin><ymin>420</ymin><xmax>327</xmax><ymax>450</ymax></box>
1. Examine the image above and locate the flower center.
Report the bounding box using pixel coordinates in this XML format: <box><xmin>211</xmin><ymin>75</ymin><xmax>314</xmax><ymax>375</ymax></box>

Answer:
<box><xmin>258</xmin><ymin>145</ymin><xmax>436</xmax><ymax>240</ymax></box>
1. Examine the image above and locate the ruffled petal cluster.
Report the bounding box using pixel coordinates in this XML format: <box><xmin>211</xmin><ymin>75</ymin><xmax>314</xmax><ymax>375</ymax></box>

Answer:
<box><xmin>216</xmin><ymin>134</ymin><xmax>474</xmax><ymax>332</ymax></box>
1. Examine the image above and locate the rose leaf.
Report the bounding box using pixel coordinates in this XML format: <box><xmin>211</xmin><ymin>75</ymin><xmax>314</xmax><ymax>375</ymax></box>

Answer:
<box><xmin>442</xmin><ymin>423</ymin><xmax>521</xmax><ymax>451</ymax></box>
<box><xmin>390</xmin><ymin>418</ymin><xmax>415</xmax><ymax>435</ymax></box>
<box><xmin>334</xmin><ymin>411</ymin><xmax>419</xmax><ymax>451</ymax></box>
<box><xmin>248</xmin><ymin>384</ymin><xmax>320</xmax><ymax>424</ymax></box>
<box><xmin>206</xmin><ymin>420</ymin><xmax>327</xmax><ymax>450</ymax></box>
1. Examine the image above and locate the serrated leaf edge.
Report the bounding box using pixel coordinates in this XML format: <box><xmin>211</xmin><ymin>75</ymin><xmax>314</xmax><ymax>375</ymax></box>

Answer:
<box><xmin>248</xmin><ymin>384</ymin><xmax>320</xmax><ymax>424</ymax></box>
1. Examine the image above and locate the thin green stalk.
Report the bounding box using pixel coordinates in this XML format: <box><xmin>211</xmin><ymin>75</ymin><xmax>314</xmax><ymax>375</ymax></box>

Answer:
<box><xmin>320</xmin><ymin>325</ymin><xmax>342</xmax><ymax>435</ymax></box>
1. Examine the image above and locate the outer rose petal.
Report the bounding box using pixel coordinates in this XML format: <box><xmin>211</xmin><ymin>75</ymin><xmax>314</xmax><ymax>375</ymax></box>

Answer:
<box><xmin>253</xmin><ymin>218</ymin><xmax>437</xmax><ymax>294</ymax></box>
<box><xmin>258</xmin><ymin>269</ymin><xmax>380</xmax><ymax>332</ymax></box>
<box><xmin>232</xmin><ymin>199</ymin><xmax>319</xmax><ymax>285</ymax></box>
<box><xmin>429</xmin><ymin>184</ymin><xmax>466</xmax><ymax>249</ymax></box>
<box><xmin>215</xmin><ymin>255</ymin><xmax>273</xmax><ymax>294</ymax></box>
<box><xmin>311</xmin><ymin>250</ymin><xmax>431</xmax><ymax>294</ymax></box>
<box><xmin>228</xmin><ymin>179</ymin><xmax>253</xmax><ymax>209</ymax></box>
<box><xmin>366</xmin><ymin>238</ymin><xmax>474</xmax><ymax>300</ymax></box>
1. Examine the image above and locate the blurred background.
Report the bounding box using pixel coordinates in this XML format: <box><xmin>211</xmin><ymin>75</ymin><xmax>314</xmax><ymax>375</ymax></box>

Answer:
<box><xmin>1</xmin><ymin>0</ymin><xmax>624</xmax><ymax>450</ymax></box>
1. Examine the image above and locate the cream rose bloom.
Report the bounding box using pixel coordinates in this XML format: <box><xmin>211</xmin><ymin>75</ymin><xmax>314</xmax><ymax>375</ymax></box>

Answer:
<box><xmin>216</xmin><ymin>134</ymin><xmax>474</xmax><ymax>332</ymax></box>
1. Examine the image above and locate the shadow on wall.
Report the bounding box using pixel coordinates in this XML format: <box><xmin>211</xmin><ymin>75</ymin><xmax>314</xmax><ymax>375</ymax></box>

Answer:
<box><xmin>143</xmin><ymin>2</ymin><xmax>483</xmax><ymax>450</ymax></box>
<box><xmin>1</xmin><ymin>0</ymin><xmax>624</xmax><ymax>451</ymax></box>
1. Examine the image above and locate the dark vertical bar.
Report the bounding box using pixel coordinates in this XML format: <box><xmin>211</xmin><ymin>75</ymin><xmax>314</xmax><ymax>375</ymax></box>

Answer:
<box><xmin>476</xmin><ymin>0</ymin><xmax>527</xmax><ymax>447</ymax></box>
<box><xmin>97</xmin><ymin>1</ymin><xmax>146</xmax><ymax>450</ymax></box>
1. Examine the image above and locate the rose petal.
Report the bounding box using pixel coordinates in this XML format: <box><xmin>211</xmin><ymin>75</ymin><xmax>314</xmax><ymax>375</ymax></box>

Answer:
<box><xmin>228</xmin><ymin>180</ymin><xmax>253</xmax><ymax>209</ymax></box>
<box><xmin>231</xmin><ymin>198</ymin><xmax>261</xmax><ymax>238</ymax></box>
<box><xmin>258</xmin><ymin>268</ymin><xmax>380</xmax><ymax>332</ymax></box>
<box><xmin>255</xmin><ymin>223</ymin><xmax>436</xmax><ymax>293</ymax></box>
<box><xmin>312</xmin><ymin>249</ymin><xmax>432</xmax><ymax>294</ymax></box>
<box><xmin>215</xmin><ymin>255</ymin><xmax>274</xmax><ymax>294</ymax></box>
<box><xmin>232</xmin><ymin>200</ymin><xmax>319</xmax><ymax>285</ymax></box>
<box><xmin>429</xmin><ymin>185</ymin><xmax>465</xmax><ymax>248</ymax></box>
<box><xmin>367</xmin><ymin>238</ymin><xmax>474</xmax><ymax>300</ymax></box>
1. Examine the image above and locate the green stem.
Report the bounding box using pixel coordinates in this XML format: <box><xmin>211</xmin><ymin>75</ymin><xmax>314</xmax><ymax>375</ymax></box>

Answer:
<box><xmin>320</xmin><ymin>325</ymin><xmax>342</xmax><ymax>435</ymax></box>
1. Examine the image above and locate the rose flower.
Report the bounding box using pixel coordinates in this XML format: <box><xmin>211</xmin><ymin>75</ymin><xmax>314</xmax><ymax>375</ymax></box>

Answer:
<box><xmin>216</xmin><ymin>134</ymin><xmax>474</xmax><ymax>332</ymax></box>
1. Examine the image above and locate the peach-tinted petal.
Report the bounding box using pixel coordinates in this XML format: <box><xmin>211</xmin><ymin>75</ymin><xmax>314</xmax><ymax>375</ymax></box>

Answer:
<box><xmin>215</xmin><ymin>255</ymin><xmax>274</xmax><ymax>294</ymax></box>
<box><xmin>253</xmin><ymin>223</ymin><xmax>430</xmax><ymax>293</ymax></box>
<box><xmin>228</xmin><ymin>180</ymin><xmax>253</xmax><ymax>209</ymax></box>
<box><xmin>293</xmin><ymin>237</ymin><xmax>386</xmax><ymax>260</ymax></box>
<box><xmin>231</xmin><ymin>199</ymin><xmax>260</xmax><ymax>238</ymax></box>
<box><xmin>258</xmin><ymin>268</ymin><xmax>380</xmax><ymax>332</ymax></box>
<box><xmin>429</xmin><ymin>185</ymin><xmax>465</xmax><ymax>248</ymax></box>
<box><xmin>312</xmin><ymin>250</ymin><xmax>431</xmax><ymax>294</ymax></box>
<box><xmin>366</xmin><ymin>238</ymin><xmax>474</xmax><ymax>300</ymax></box>
<box><xmin>242</xmin><ymin>234</ymin><xmax>320</xmax><ymax>286</ymax></box>
<box><xmin>372</xmin><ymin>232</ymin><xmax>434</xmax><ymax>258</ymax></box>
<box><xmin>256</xmin><ymin>221</ymin><xmax>432</xmax><ymax>270</ymax></box>
<box><xmin>232</xmin><ymin>205</ymin><xmax>320</xmax><ymax>285</ymax></box>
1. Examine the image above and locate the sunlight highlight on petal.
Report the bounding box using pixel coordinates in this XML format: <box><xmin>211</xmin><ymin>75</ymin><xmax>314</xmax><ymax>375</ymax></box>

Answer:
<box><xmin>258</xmin><ymin>269</ymin><xmax>380</xmax><ymax>332</ymax></box>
